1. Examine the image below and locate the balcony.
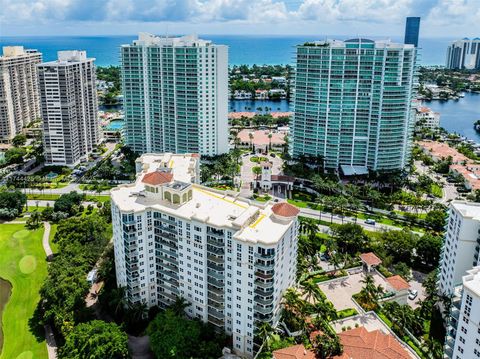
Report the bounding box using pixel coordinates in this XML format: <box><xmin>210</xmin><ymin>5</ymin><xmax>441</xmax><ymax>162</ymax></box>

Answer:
<box><xmin>255</xmin><ymin>287</ymin><xmax>274</xmax><ymax>297</ymax></box>
<box><xmin>207</xmin><ymin>269</ymin><xmax>224</xmax><ymax>280</ymax></box>
<box><xmin>254</xmin><ymin>295</ymin><xmax>274</xmax><ymax>305</ymax></box>
<box><xmin>255</xmin><ymin>252</ymin><xmax>275</xmax><ymax>260</ymax></box>
<box><xmin>207</xmin><ymin>237</ymin><xmax>224</xmax><ymax>248</ymax></box>
<box><xmin>450</xmin><ymin>307</ymin><xmax>459</xmax><ymax>320</ymax></box>
<box><xmin>207</xmin><ymin>254</ymin><xmax>224</xmax><ymax>264</ymax></box>
<box><xmin>255</xmin><ymin>270</ymin><xmax>274</xmax><ymax>280</ymax></box>
<box><xmin>208</xmin><ymin>315</ymin><xmax>224</xmax><ymax>328</ymax></box>
<box><xmin>207</xmin><ymin>284</ymin><xmax>224</xmax><ymax>296</ymax></box>
<box><xmin>207</xmin><ymin>228</ymin><xmax>225</xmax><ymax>237</ymax></box>
<box><xmin>208</xmin><ymin>307</ymin><xmax>224</xmax><ymax>320</ymax></box>
<box><xmin>254</xmin><ymin>304</ymin><xmax>274</xmax><ymax>315</ymax></box>
<box><xmin>207</xmin><ymin>261</ymin><xmax>224</xmax><ymax>272</ymax></box>
<box><xmin>254</xmin><ymin>280</ymin><xmax>274</xmax><ymax>289</ymax></box>
<box><xmin>255</xmin><ymin>261</ymin><xmax>275</xmax><ymax>271</ymax></box>
<box><xmin>207</xmin><ymin>275</ymin><xmax>224</xmax><ymax>287</ymax></box>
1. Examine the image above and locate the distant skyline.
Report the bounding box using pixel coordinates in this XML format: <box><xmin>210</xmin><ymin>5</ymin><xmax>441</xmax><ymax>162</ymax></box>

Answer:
<box><xmin>1</xmin><ymin>0</ymin><xmax>479</xmax><ymax>38</ymax></box>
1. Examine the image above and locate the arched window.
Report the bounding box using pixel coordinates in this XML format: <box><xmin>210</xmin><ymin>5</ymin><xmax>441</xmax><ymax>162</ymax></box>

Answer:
<box><xmin>188</xmin><ymin>190</ymin><xmax>192</xmax><ymax>200</ymax></box>
<box><xmin>172</xmin><ymin>194</ymin><xmax>180</xmax><ymax>204</ymax></box>
<box><xmin>182</xmin><ymin>193</ymin><xmax>188</xmax><ymax>202</ymax></box>
<box><xmin>164</xmin><ymin>191</ymin><xmax>172</xmax><ymax>202</ymax></box>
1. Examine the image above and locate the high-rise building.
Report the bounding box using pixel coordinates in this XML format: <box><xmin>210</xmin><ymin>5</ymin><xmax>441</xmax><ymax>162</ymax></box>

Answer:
<box><xmin>111</xmin><ymin>153</ymin><xmax>299</xmax><ymax>357</ymax></box>
<box><xmin>291</xmin><ymin>39</ymin><xmax>417</xmax><ymax>174</ymax></box>
<box><xmin>404</xmin><ymin>17</ymin><xmax>421</xmax><ymax>47</ymax></box>
<box><xmin>121</xmin><ymin>33</ymin><xmax>229</xmax><ymax>156</ymax></box>
<box><xmin>438</xmin><ymin>201</ymin><xmax>480</xmax><ymax>297</ymax></box>
<box><xmin>37</xmin><ymin>51</ymin><xmax>101</xmax><ymax>166</ymax></box>
<box><xmin>0</xmin><ymin>46</ymin><xmax>42</xmax><ymax>143</ymax></box>
<box><xmin>446</xmin><ymin>38</ymin><xmax>480</xmax><ymax>70</ymax></box>
<box><xmin>444</xmin><ymin>266</ymin><xmax>480</xmax><ymax>359</ymax></box>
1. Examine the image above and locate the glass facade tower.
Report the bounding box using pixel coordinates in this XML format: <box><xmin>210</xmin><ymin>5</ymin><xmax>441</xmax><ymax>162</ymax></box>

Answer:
<box><xmin>404</xmin><ymin>17</ymin><xmax>421</xmax><ymax>47</ymax></box>
<box><xmin>121</xmin><ymin>33</ymin><xmax>229</xmax><ymax>156</ymax></box>
<box><xmin>291</xmin><ymin>39</ymin><xmax>417</xmax><ymax>173</ymax></box>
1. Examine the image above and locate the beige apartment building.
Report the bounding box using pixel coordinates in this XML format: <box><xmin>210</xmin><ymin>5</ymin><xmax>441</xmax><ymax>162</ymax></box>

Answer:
<box><xmin>0</xmin><ymin>46</ymin><xmax>42</xmax><ymax>143</ymax></box>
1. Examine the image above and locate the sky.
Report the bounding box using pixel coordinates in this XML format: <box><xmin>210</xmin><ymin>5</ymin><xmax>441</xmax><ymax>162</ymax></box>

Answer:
<box><xmin>1</xmin><ymin>0</ymin><xmax>479</xmax><ymax>37</ymax></box>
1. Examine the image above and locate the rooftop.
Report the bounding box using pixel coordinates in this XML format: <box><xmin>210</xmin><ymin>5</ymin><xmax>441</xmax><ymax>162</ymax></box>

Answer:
<box><xmin>111</xmin><ymin>153</ymin><xmax>297</xmax><ymax>246</ymax></box>
<box><xmin>142</xmin><ymin>171</ymin><xmax>174</xmax><ymax>186</ymax></box>
<box><xmin>450</xmin><ymin>201</ymin><xmax>480</xmax><ymax>221</ymax></box>
<box><xmin>272</xmin><ymin>344</ymin><xmax>315</xmax><ymax>359</ymax></box>
<box><xmin>463</xmin><ymin>266</ymin><xmax>480</xmax><ymax>297</ymax></box>
<box><xmin>360</xmin><ymin>252</ymin><xmax>382</xmax><ymax>267</ymax></box>
<box><xmin>335</xmin><ymin>326</ymin><xmax>414</xmax><ymax>359</ymax></box>
<box><xmin>386</xmin><ymin>275</ymin><xmax>410</xmax><ymax>292</ymax></box>
<box><xmin>417</xmin><ymin>140</ymin><xmax>469</xmax><ymax>164</ymax></box>
<box><xmin>39</xmin><ymin>50</ymin><xmax>94</xmax><ymax>65</ymax></box>
<box><xmin>127</xmin><ymin>33</ymin><xmax>221</xmax><ymax>48</ymax></box>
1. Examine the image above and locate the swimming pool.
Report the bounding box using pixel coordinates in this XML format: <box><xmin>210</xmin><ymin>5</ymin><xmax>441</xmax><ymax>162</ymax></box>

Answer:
<box><xmin>106</xmin><ymin>119</ymin><xmax>124</xmax><ymax>131</ymax></box>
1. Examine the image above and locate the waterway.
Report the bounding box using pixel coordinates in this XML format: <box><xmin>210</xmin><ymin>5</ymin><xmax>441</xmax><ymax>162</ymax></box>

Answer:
<box><xmin>424</xmin><ymin>92</ymin><xmax>480</xmax><ymax>141</ymax></box>
<box><xmin>0</xmin><ymin>277</ymin><xmax>12</xmax><ymax>355</ymax></box>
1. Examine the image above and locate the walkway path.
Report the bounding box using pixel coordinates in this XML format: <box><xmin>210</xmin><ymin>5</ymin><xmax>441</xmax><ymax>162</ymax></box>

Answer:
<box><xmin>40</xmin><ymin>221</ymin><xmax>57</xmax><ymax>359</ymax></box>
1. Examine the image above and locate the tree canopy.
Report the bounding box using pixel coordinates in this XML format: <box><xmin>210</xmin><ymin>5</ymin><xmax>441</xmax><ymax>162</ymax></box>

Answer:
<box><xmin>59</xmin><ymin>320</ymin><xmax>130</xmax><ymax>359</ymax></box>
<box><xmin>147</xmin><ymin>309</ymin><xmax>226</xmax><ymax>359</ymax></box>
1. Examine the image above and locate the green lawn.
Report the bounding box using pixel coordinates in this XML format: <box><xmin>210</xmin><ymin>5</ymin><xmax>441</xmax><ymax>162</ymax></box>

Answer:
<box><xmin>0</xmin><ymin>224</ymin><xmax>48</xmax><ymax>359</ymax></box>
<box><xmin>27</xmin><ymin>193</ymin><xmax>110</xmax><ymax>203</ymax></box>
<box><xmin>430</xmin><ymin>183</ymin><xmax>443</xmax><ymax>198</ymax></box>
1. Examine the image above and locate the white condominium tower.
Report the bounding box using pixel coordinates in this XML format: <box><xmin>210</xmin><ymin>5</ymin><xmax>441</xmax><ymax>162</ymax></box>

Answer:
<box><xmin>0</xmin><ymin>46</ymin><xmax>42</xmax><ymax>143</ymax></box>
<box><xmin>37</xmin><ymin>51</ymin><xmax>101</xmax><ymax>166</ymax></box>
<box><xmin>121</xmin><ymin>33</ymin><xmax>229</xmax><ymax>156</ymax></box>
<box><xmin>444</xmin><ymin>266</ymin><xmax>480</xmax><ymax>359</ymax></box>
<box><xmin>291</xmin><ymin>39</ymin><xmax>417</xmax><ymax>174</ymax></box>
<box><xmin>111</xmin><ymin>153</ymin><xmax>299</xmax><ymax>357</ymax></box>
<box><xmin>446</xmin><ymin>38</ymin><xmax>480</xmax><ymax>70</ymax></box>
<box><xmin>438</xmin><ymin>201</ymin><xmax>480</xmax><ymax>297</ymax></box>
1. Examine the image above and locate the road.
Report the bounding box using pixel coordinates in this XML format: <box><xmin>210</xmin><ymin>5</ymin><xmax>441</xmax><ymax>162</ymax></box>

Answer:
<box><xmin>298</xmin><ymin>206</ymin><xmax>423</xmax><ymax>235</ymax></box>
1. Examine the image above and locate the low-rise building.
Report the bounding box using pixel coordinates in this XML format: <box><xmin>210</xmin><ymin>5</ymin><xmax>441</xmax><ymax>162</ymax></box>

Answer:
<box><xmin>415</xmin><ymin>106</ymin><xmax>440</xmax><ymax>129</ymax></box>
<box><xmin>417</xmin><ymin>141</ymin><xmax>469</xmax><ymax>164</ymax></box>
<box><xmin>450</xmin><ymin>164</ymin><xmax>480</xmax><ymax>191</ymax></box>
<box><xmin>233</xmin><ymin>90</ymin><xmax>253</xmax><ymax>100</ymax></box>
<box><xmin>255</xmin><ymin>89</ymin><xmax>269</xmax><ymax>100</ymax></box>
<box><xmin>111</xmin><ymin>153</ymin><xmax>299</xmax><ymax>357</ymax></box>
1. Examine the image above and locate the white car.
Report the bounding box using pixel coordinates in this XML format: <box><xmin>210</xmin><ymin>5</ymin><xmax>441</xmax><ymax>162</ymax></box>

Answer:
<box><xmin>408</xmin><ymin>289</ymin><xmax>418</xmax><ymax>300</ymax></box>
<box><xmin>365</xmin><ymin>218</ymin><xmax>376</xmax><ymax>225</ymax></box>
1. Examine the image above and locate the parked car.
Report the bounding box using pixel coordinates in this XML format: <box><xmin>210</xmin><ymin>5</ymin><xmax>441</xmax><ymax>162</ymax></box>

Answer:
<box><xmin>270</xmin><ymin>153</ymin><xmax>276</xmax><ymax>158</ymax></box>
<box><xmin>365</xmin><ymin>218</ymin><xmax>376</xmax><ymax>225</ymax></box>
<box><xmin>408</xmin><ymin>289</ymin><xmax>418</xmax><ymax>300</ymax></box>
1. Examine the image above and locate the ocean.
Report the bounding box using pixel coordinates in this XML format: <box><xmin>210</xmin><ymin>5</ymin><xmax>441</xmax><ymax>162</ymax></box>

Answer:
<box><xmin>0</xmin><ymin>35</ymin><xmax>451</xmax><ymax>67</ymax></box>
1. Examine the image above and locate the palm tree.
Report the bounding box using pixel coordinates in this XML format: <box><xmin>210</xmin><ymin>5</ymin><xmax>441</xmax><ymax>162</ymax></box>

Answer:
<box><xmin>299</xmin><ymin>217</ymin><xmax>318</xmax><ymax>237</ymax></box>
<box><xmin>268</xmin><ymin>133</ymin><xmax>273</xmax><ymax>151</ymax></box>
<box><xmin>301</xmin><ymin>279</ymin><xmax>322</xmax><ymax>304</ymax></box>
<box><xmin>170</xmin><ymin>296</ymin><xmax>190</xmax><ymax>315</ymax></box>
<box><xmin>248</xmin><ymin>132</ymin><xmax>254</xmax><ymax>151</ymax></box>
<box><xmin>256</xmin><ymin>322</ymin><xmax>274</xmax><ymax>350</ymax></box>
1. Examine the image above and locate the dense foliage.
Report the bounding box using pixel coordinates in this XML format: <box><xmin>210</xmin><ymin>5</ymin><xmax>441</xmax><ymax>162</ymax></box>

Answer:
<box><xmin>40</xmin><ymin>216</ymin><xmax>111</xmax><ymax>337</ymax></box>
<box><xmin>54</xmin><ymin>191</ymin><xmax>85</xmax><ymax>216</ymax></box>
<box><xmin>0</xmin><ymin>189</ymin><xmax>27</xmax><ymax>219</ymax></box>
<box><xmin>59</xmin><ymin>320</ymin><xmax>130</xmax><ymax>359</ymax></box>
<box><xmin>147</xmin><ymin>309</ymin><xmax>226</xmax><ymax>359</ymax></box>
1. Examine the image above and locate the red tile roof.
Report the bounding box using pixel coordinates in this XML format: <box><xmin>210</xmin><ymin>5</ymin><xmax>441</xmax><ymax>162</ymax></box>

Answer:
<box><xmin>386</xmin><ymin>275</ymin><xmax>410</xmax><ymax>292</ymax></box>
<box><xmin>334</xmin><ymin>326</ymin><xmax>412</xmax><ymax>359</ymax></box>
<box><xmin>272</xmin><ymin>202</ymin><xmax>300</xmax><ymax>217</ymax></box>
<box><xmin>236</xmin><ymin>129</ymin><xmax>286</xmax><ymax>146</ymax></box>
<box><xmin>272</xmin><ymin>345</ymin><xmax>316</xmax><ymax>359</ymax></box>
<box><xmin>142</xmin><ymin>171</ymin><xmax>173</xmax><ymax>186</ymax></box>
<box><xmin>359</xmin><ymin>252</ymin><xmax>382</xmax><ymax>267</ymax></box>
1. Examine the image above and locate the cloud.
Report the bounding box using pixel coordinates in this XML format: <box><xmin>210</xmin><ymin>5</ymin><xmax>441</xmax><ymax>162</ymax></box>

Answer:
<box><xmin>426</xmin><ymin>0</ymin><xmax>480</xmax><ymax>25</ymax></box>
<box><xmin>1</xmin><ymin>0</ymin><xmax>478</xmax><ymax>36</ymax></box>
<box><xmin>296</xmin><ymin>0</ymin><xmax>413</xmax><ymax>22</ymax></box>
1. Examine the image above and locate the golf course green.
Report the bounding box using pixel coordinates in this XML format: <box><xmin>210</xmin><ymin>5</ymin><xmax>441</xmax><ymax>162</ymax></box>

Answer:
<box><xmin>0</xmin><ymin>224</ymin><xmax>47</xmax><ymax>359</ymax></box>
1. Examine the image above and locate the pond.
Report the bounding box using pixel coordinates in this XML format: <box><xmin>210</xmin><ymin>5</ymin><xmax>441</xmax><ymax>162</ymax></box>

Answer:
<box><xmin>0</xmin><ymin>277</ymin><xmax>12</xmax><ymax>354</ymax></box>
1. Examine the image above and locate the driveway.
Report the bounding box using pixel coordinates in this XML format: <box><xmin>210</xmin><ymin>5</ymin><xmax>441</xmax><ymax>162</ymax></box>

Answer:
<box><xmin>239</xmin><ymin>153</ymin><xmax>284</xmax><ymax>197</ymax></box>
